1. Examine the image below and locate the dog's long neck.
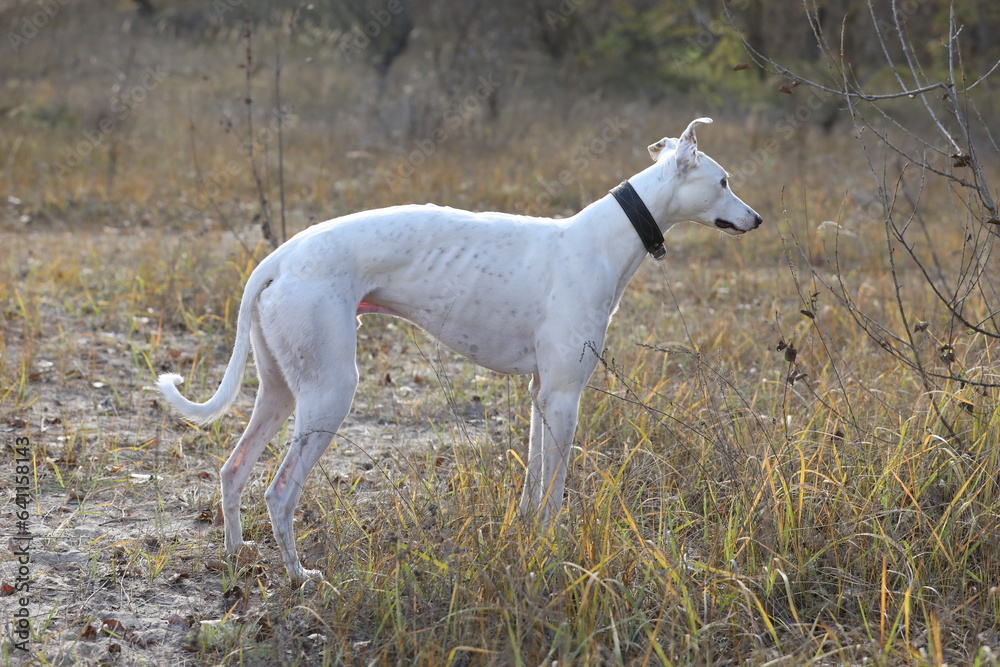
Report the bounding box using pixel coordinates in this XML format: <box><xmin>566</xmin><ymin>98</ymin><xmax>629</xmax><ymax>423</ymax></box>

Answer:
<box><xmin>627</xmin><ymin>162</ymin><xmax>686</xmax><ymax>230</ymax></box>
<box><xmin>576</xmin><ymin>164</ymin><xmax>684</xmax><ymax>254</ymax></box>
<box><xmin>568</xmin><ymin>163</ymin><xmax>681</xmax><ymax>306</ymax></box>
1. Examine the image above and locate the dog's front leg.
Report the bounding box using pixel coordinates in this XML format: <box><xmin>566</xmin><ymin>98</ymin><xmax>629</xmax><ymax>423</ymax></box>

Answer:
<box><xmin>533</xmin><ymin>385</ymin><xmax>586</xmax><ymax>527</ymax></box>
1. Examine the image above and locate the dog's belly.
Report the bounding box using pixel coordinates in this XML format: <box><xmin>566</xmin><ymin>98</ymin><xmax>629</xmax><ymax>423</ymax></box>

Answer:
<box><xmin>435</xmin><ymin>327</ymin><xmax>537</xmax><ymax>375</ymax></box>
<box><xmin>358</xmin><ymin>292</ymin><xmax>539</xmax><ymax>375</ymax></box>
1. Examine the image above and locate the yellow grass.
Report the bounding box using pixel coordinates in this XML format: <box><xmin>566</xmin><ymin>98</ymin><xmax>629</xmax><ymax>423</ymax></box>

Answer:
<box><xmin>2</xmin><ymin>14</ymin><xmax>999</xmax><ymax>667</ymax></box>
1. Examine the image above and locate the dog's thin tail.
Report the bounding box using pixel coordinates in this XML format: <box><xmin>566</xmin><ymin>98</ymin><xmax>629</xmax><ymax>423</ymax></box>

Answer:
<box><xmin>156</xmin><ymin>261</ymin><xmax>276</xmax><ymax>425</ymax></box>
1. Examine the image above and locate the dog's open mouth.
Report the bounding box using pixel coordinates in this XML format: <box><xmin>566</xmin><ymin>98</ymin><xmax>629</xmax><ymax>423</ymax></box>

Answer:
<box><xmin>715</xmin><ymin>219</ymin><xmax>745</xmax><ymax>234</ymax></box>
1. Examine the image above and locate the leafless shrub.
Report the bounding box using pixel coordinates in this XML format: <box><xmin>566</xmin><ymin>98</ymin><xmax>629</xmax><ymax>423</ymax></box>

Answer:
<box><xmin>732</xmin><ymin>0</ymin><xmax>1000</xmax><ymax>441</ymax></box>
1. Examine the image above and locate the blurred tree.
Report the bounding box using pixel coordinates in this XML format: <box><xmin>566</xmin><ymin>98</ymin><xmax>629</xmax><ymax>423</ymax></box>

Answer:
<box><xmin>329</xmin><ymin>0</ymin><xmax>414</xmax><ymax>103</ymax></box>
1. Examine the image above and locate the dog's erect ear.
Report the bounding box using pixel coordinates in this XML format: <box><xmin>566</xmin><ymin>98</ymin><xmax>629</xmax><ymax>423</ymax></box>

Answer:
<box><xmin>674</xmin><ymin>117</ymin><xmax>713</xmax><ymax>174</ymax></box>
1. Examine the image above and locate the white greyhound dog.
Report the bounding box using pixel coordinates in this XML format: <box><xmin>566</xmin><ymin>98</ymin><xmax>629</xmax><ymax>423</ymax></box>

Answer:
<box><xmin>157</xmin><ymin>117</ymin><xmax>762</xmax><ymax>583</ymax></box>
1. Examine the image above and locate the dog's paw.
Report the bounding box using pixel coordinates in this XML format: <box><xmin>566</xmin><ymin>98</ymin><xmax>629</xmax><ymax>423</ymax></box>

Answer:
<box><xmin>224</xmin><ymin>535</ymin><xmax>247</xmax><ymax>554</ymax></box>
<box><xmin>291</xmin><ymin>567</ymin><xmax>326</xmax><ymax>588</ymax></box>
<box><xmin>226</xmin><ymin>541</ymin><xmax>261</xmax><ymax>567</ymax></box>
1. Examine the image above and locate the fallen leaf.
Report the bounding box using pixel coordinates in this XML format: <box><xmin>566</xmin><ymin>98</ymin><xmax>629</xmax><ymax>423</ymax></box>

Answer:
<box><xmin>204</xmin><ymin>559</ymin><xmax>227</xmax><ymax>572</ymax></box>
<box><xmin>102</xmin><ymin>618</ymin><xmax>129</xmax><ymax>635</ymax></box>
<box><xmin>166</xmin><ymin>614</ymin><xmax>193</xmax><ymax>629</ymax></box>
<box><xmin>167</xmin><ymin>571</ymin><xmax>190</xmax><ymax>585</ymax></box>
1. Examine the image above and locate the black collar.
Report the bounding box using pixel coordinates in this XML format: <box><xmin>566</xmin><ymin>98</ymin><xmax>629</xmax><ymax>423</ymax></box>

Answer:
<box><xmin>610</xmin><ymin>180</ymin><xmax>666</xmax><ymax>259</ymax></box>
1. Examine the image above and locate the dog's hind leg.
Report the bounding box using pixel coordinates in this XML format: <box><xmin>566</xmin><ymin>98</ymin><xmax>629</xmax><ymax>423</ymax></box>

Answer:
<box><xmin>518</xmin><ymin>373</ymin><xmax>544</xmax><ymax>519</ymax></box>
<box><xmin>265</xmin><ymin>372</ymin><xmax>358</xmax><ymax>583</ymax></box>
<box><xmin>260</xmin><ymin>294</ymin><xmax>359</xmax><ymax>583</ymax></box>
<box><xmin>220</xmin><ymin>317</ymin><xmax>295</xmax><ymax>556</ymax></box>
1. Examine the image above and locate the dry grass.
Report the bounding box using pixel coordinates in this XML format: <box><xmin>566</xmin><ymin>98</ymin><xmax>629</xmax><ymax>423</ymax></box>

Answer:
<box><xmin>2</xmin><ymin>12</ymin><xmax>1000</xmax><ymax>667</ymax></box>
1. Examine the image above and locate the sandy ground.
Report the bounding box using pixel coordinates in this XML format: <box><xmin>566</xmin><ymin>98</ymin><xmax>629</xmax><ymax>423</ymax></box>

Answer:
<box><xmin>1</xmin><ymin>255</ymin><xmax>511</xmax><ymax>665</ymax></box>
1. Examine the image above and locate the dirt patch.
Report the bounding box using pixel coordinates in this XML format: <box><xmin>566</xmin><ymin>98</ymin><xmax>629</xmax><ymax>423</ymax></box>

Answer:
<box><xmin>5</xmin><ymin>413</ymin><xmax>479</xmax><ymax>666</ymax></box>
<box><xmin>1</xmin><ymin>231</ymin><xmax>514</xmax><ymax>664</ymax></box>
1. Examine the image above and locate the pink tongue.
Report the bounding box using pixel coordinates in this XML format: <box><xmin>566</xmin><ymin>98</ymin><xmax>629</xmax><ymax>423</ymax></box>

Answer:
<box><xmin>357</xmin><ymin>301</ymin><xmax>395</xmax><ymax>316</ymax></box>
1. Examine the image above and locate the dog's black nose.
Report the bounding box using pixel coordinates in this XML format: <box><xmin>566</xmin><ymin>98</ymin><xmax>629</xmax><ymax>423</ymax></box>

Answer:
<box><xmin>753</xmin><ymin>214</ymin><xmax>762</xmax><ymax>228</ymax></box>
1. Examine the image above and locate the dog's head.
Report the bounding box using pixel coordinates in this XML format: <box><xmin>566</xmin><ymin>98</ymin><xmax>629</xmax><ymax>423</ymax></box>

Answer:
<box><xmin>647</xmin><ymin>118</ymin><xmax>762</xmax><ymax>235</ymax></box>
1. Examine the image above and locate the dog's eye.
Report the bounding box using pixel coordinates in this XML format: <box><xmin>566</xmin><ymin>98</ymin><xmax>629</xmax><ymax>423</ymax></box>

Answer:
<box><xmin>720</xmin><ymin>178</ymin><xmax>728</xmax><ymax>189</ymax></box>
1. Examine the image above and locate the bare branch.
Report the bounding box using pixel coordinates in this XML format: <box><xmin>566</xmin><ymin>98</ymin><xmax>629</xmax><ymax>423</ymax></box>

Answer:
<box><xmin>186</xmin><ymin>99</ymin><xmax>252</xmax><ymax>258</ymax></box>
<box><xmin>244</xmin><ymin>19</ymin><xmax>278</xmax><ymax>250</ymax></box>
